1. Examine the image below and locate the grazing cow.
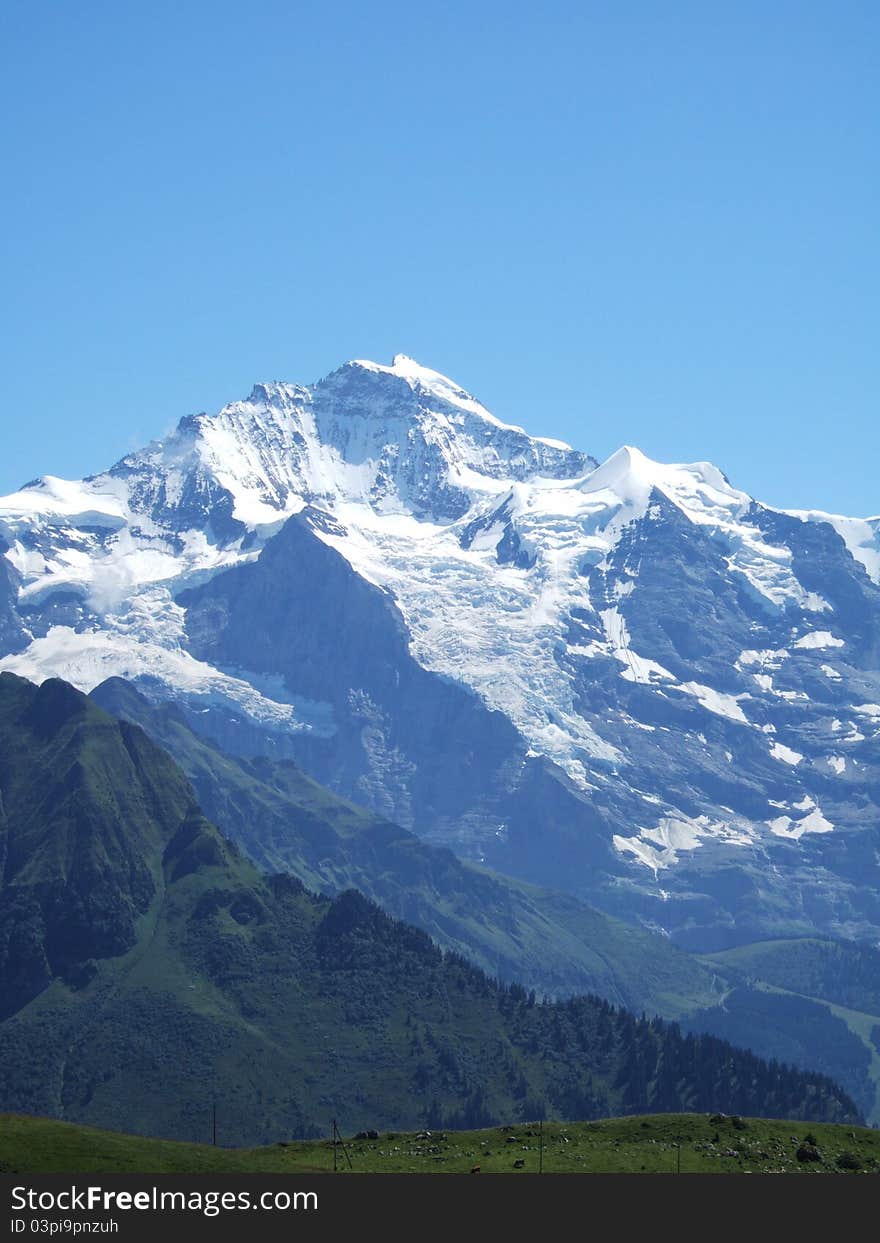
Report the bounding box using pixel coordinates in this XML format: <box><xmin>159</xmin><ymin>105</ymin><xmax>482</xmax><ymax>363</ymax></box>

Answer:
<box><xmin>470</xmin><ymin>1165</ymin><xmax>481</xmax><ymax>1174</ymax></box>
<box><xmin>513</xmin><ymin>1159</ymin><xmax>525</xmax><ymax>1169</ymax></box>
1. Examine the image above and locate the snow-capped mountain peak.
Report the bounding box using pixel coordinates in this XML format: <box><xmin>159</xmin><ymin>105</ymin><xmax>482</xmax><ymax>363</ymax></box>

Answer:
<box><xmin>577</xmin><ymin>445</ymin><xmax>748</xmax><ymax>521</ymax></box>
<box><xmin>350</xmin><ymin>352</ymin><xmax>500</xmax><ymax>417</ymax></box>
<box><xmin>347</xmin><ymin>353</ymin><xmax>573</xmax><ymax>448</ymax></box>
<box><xmin>97</xmin><ymin>356</ymin><xmax>596</xmax><ymax>530</ymax></box>
<box><xmin>1</xmin><ymin>355</ymin><xmax>879</xmax><ymax>952</ymax></box>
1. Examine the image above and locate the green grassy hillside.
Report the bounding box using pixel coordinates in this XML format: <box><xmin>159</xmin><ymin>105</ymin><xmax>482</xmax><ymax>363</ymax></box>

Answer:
<box><xmin>2</xmin><ymin>1112</ymin><xmax>877</xmax><ymax>1175</ymax></box>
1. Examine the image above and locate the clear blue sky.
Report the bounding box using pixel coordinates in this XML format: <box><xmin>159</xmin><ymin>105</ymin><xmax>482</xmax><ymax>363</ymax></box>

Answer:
<box><xmin>1</xmin><ymin>1</ymin><xmax>877</xmax><ymax>515</ymax></box>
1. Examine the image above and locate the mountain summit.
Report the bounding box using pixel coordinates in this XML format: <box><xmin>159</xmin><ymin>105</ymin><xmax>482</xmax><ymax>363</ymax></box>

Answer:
<box><xmin>1</xmin><ymin>356</ymin><xmax>879</xmax><ymax>951</ymax></box>
<box><xmin>110</xmin><ymin>354</ymin><xmax>593</xmax><ymax>531</ymax></box>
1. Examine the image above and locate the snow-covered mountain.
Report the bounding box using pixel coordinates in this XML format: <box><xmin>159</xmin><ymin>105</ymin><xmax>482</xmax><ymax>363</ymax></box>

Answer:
<box><xmin>2</xmin><ymin>355</ymin><xmax>878</xmax><ymax>950</ymax></box>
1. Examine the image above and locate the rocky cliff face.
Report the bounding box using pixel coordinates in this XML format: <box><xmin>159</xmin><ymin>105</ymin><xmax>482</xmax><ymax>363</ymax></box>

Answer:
<box><xmin>1</xmin><ymin>356</ymin><xmax>878</xmax><ymax>950</ymax></box>
<box><xmin>0</xmin><ymin>537</ymin><xmax>29</xmax><ymax>657</ymax></box>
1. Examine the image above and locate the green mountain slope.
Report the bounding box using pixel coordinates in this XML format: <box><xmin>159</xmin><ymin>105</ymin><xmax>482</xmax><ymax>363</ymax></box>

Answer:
<box><xmin>696</xmin><ymin>938</ymin><xmax>880</xmax><ymax>1125</ymax></box>
<box><xmin>85</xmin><ymin>678</ymin><xmax>880</xmax><ymax>1125</ymax></box>
<box><xmin>704</xmin><ymin>938</ymin><xmax>880</xmax><ymax>1015</ymax></box>
<box><xmin>89</xmin><ymin>677</ymin><xmax>719</xmax><ymax>1017</ymax></box>
<box><xmin>85</xmin><ymin>680</ymin><xmax>880</xmax><ymax>1124</ymax></box>
<box><xmin>0</xmin><ymin>672</ymin><xmax>195</xmax><ymax>1018</ymax></box>
<box><xmin>0</xmin><ymin>673</ymin><xmax>858</xmax><ymax>1145</ymax></box>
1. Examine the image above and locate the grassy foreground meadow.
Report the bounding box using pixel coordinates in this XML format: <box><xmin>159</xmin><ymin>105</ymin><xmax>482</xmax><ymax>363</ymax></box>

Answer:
<box><xmin>2</xmin><ymin>1113</ymin><xmax>878</xmax><ymax>1175</ymax></box>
